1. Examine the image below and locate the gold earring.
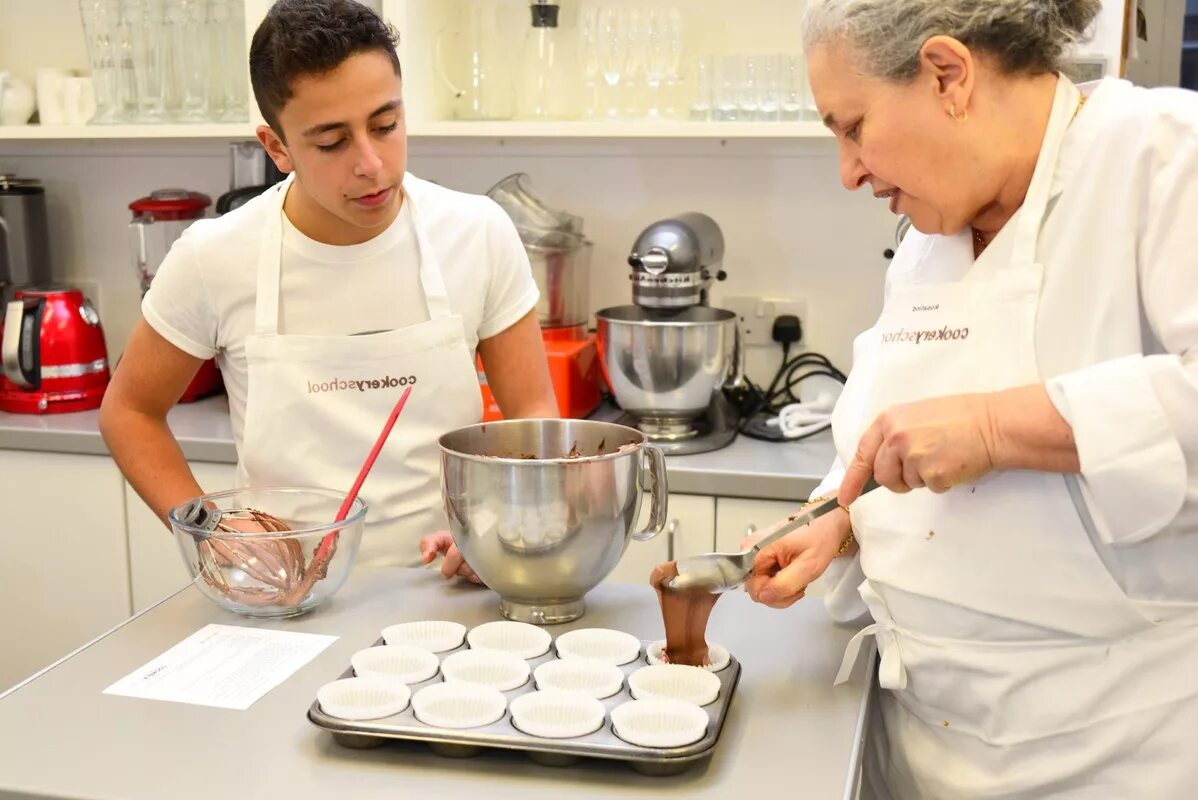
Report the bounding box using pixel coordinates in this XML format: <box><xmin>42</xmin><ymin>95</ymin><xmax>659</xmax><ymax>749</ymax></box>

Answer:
<box><xmin>948</xmin><ymin>103</ymin><xmax>968</xmax><ymax>122</ymax></box>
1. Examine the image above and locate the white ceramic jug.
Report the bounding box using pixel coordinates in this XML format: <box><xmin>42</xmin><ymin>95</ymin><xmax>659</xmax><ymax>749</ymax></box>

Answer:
<box><xmin>0</xmin><ymin>72</ymin><xmax>37</xmax><ymax>125</ymax></box>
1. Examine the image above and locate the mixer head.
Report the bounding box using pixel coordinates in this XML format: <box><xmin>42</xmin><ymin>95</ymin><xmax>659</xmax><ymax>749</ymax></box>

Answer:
<box><xmin>627</xmin><ymin>212</ymin><xmax>727</xmax><ymax>310</ymax></box>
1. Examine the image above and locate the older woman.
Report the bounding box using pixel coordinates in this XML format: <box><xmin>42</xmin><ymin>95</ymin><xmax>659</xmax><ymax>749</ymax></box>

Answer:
<box><xmin>743</xmin><ymin>0</ymin><xmax>1198</xmax><ymax>797</ymax></box>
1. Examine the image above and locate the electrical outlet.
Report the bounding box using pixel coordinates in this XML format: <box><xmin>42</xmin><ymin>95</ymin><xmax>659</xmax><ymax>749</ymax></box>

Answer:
<box><xmin>723</xmin><ymin>295</ymin><xmax>808</xmax><ymax>347</ymax></box>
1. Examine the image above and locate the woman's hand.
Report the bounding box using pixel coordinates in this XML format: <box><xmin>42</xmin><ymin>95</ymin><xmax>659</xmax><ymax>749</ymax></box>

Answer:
<box><xmin>419</xmin><ymin>531</ymin><xmax>484</xmax><ymax>585</ymax></box>
<box><xmin>838</xmin><ymin>386</ymin><xmax>1080</xmax><ymax>505</ymax></box>
<box><xmin>745</xmin><ymin>507</ymin><xmax>853</xmax><ymax>609</ymax></box>
<box><xmin>839</xmin><ymin>393</ymin><xmax>998</xmax><ymax>505</ymax></box>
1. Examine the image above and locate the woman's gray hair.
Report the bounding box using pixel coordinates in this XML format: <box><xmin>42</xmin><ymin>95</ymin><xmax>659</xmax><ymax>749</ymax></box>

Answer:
<box><xmin>804</xmin><ymin>0</ymin><xmax>1101</xmax><ymax>81</ymax></box>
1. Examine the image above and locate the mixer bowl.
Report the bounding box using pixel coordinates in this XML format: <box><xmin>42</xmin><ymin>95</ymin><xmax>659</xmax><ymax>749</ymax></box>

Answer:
<box><xmin>596</xmin><ymin>306</ymin><xmax>739</xmax><ymax>434</ymax></box>
<box><xmin>439</xmin><ymin>419</ymin><xmax>669</xmax><ymax>625</ymax></box>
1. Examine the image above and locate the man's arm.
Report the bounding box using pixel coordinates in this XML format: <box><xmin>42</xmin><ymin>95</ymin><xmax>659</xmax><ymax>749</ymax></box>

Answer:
<box><xmin>476</xmin><ymin>309</ymin><xmax>558</xmax><ymax>419</ymax></box>
<box><xmin>99</xmin><ymin>319</ymin><xmax>208</xmax><ymax>525</ymax></box>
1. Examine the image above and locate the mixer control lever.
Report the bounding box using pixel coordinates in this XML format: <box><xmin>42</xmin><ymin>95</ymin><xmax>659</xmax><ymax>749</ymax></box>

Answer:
<box><xmin>630</xmin><ymin>247</ymin><xmax>671</xmax><ymax>275</ymax></box>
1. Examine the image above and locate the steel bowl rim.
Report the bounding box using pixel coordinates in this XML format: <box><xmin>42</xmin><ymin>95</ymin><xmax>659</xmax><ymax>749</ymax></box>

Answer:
<box><xmin>438</xmin><ymin>419</ymin><xmax>649</xmax><ymax>466</ymax></box>
<box><xmin>168</xmin><ymin>485</ymin><xmax>369</xmax><ymax>540</ymax></box>
<box><xmin>596</xmin><ymin>306</ymin><xmax>736</xmax><ymax>327</ymax></box>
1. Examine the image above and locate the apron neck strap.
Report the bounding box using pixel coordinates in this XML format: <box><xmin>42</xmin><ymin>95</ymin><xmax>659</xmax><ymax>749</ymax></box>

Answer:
<box><xmin>1009</xmin><ymin>75</ymin><xmax>1081</xmax><ymax>270</ymax></box>
<box><xmin>253</xmin><ymin>172</ymin><xmax>454</xmax><ymax>336</ymax></box>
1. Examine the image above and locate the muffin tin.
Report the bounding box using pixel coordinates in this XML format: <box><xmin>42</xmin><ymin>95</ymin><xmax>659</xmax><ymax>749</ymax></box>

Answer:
<box><xmin>307</xmin><ymin>626</ymin><xmax>741</xmax><ymax>776</ymax></box>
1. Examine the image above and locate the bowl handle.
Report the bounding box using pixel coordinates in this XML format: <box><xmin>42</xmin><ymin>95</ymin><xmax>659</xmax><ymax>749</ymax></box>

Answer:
<box><xmin>631</xmin><ymin>445</ymin><xmax>670</xmax><ymax>542</ymax></box>
<box><xmin>725</xmin><ymin>321</ymin><xmax>747</xmax><ymax>389</ymax></box>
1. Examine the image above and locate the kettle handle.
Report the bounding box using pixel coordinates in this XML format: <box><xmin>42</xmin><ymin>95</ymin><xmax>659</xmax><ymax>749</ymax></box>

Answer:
<box><xmin>0</xmin><ymin>215</ymin><xmax>11</xmax><ymax>292</ymax></box>
<box><xmin>631</xmin><ymin>444</ymin><xmax>670</xmax><ymax>542</ymax></box>
<box><xmin>2</xmin><ymin>297</ymin><xmax>43</xmax><ymax>389</ymax></box>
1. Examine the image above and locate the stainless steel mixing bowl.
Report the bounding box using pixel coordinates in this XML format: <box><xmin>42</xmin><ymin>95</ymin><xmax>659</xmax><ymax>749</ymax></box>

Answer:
<box><xmin>439</xmin><ymin>419</ymin><xmax>669</xmax><ymax>624</ymax></box>
<box><xmin>596</xmin><ymin>305</ymin><xmax>738</xmax><ymax>436</ymax></box>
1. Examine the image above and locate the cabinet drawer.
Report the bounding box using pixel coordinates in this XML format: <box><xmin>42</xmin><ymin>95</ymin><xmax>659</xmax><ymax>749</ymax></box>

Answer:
<box><xmin>715</xmin><ymin>497</ymin><xmax>808</xmax><ymax>552</ymax></box>
<box><xmin>605</xmin><ymin>493</ymin><xmax>715</xmax><ymax>586</ymax></box>
<box><xmin>0</xmin><ymin>451</ymin><xmax>129</xmax><ymax>692</ymax></box>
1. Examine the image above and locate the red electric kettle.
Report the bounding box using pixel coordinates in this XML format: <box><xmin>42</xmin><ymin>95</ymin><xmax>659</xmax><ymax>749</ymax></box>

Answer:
<box><xmin>0</xmin><ymin>286</ymin><xmax>110</xmax><ymax>414</ymax></box>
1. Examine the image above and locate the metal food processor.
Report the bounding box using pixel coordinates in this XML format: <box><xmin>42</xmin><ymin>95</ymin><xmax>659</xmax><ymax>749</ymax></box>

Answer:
<box><xmin>484</xmin><ymin>174</ymin><xmax>603</xmax><ymax>421</ymax></box>
<box><xmin>596</xmin><ymin>213</ymin><xmax>742</xmax><ymax>455</ymax></box>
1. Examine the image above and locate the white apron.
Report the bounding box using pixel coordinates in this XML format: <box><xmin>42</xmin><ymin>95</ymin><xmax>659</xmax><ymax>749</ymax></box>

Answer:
<box><xmin>239</xmin><ymin>174</ymin><xmax>482</xmax><ymax>567</ymax></box>
<box><xmin>832</xmin><ymin>77</ymin><xmax>1198</xmax><ymax>799</ymax></box>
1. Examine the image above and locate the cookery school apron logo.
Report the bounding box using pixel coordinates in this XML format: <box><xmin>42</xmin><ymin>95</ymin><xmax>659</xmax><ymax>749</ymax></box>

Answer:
<box><xmin>307</xmin><ymin>375</ymin><xmax>418</xmax><ymax>394</ymax></box>
<box><xmin>879</xmin><ymin>326</ymin><xmax>970</xmax><ymax>345</ymax></box>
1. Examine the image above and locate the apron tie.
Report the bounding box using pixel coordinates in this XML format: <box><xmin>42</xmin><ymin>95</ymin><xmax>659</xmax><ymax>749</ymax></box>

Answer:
<box><xmin>835</xmin><ymin>583</ymin><xmax>907</xmax><ymax>690</ymax></box>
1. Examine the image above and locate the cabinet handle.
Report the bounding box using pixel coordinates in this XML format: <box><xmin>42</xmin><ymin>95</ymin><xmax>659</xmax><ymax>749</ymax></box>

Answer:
<box><xmin>666</xmin><ymin>519</ymin><xmax>680</xmax><ymax>560</ymax></box>
<box><xmin>745</xmin><ymin>523</ymin><xmax>758</xmax><ymax>537</ymax></box>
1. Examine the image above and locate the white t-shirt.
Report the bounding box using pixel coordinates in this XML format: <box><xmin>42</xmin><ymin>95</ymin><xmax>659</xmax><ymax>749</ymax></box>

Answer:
<box><xmin>143</xmin><ymin>173</ymin><xmax>539</xmax><ymax>449</ymax></box>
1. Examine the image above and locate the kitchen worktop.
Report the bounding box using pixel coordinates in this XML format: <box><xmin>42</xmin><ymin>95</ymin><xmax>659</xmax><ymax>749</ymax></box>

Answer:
<box><xmin>0</xmin><ymin>567</ymin><xmax>874</xmax><ymax>800</ymax></box>
<box><xmin>0</xmin><ymin>397</ymin><xmax>837</xmax><ymax>501</ymax></box>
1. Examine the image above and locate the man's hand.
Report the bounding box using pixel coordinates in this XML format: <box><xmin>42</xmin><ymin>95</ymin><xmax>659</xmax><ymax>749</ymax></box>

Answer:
<box><xmin>419</xmin><ymin>531</ymin><xmax>483</xmax><ymax>585</ymax></box>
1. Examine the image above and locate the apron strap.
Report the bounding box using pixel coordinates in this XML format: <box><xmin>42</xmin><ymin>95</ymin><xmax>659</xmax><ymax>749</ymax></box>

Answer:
<box><xmin>1008</xmin><ymin>75</ymin><xmax>1081</xmax><ymax>272</ymax></box>
<box><xmin>835</xmin><ymin>620</ymin><xmax>908</xmax><ymax>690</ymax></box>
<box><xmin>253</xmin><ymin>174</ymin><xmax>292</xmax><ymax>336</ymax></box>
<box><xmin>252</xmin><ymin>172</ymin><xmax>457</xmax><ymax>336</ymax></box>
<box><xmin>402</xmin><ymin>175</ymin><xmax>454</xmax><ymax>322</ymax></box>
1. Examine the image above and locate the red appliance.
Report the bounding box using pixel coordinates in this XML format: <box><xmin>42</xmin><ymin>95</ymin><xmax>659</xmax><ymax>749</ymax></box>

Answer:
<box><xmin>0</xmin><ymin>287</ymin><xmax>110</xmax><ymax>414</ymax></box>
<box><xmin>129</xmin><ymin>189</ymin><xmax>222</xmax><ymax>403</ymax></box>
<box><xmin>478</xmin><ymin>324</ymin><xmax>605</xmax><ymax>423</ymax></box>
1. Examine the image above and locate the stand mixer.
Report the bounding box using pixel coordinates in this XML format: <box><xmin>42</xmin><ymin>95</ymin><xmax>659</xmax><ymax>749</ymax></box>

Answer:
<box><xmin>596</xmin><ymin>213</ymin><xmax>741</xmax><ymax>456</ymax></box>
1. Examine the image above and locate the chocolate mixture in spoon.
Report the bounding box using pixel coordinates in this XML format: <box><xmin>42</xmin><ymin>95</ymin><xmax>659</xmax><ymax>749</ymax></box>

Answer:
<box><xmin>651</xmin><ymin>560</ymin><xmax>721</xmax><ymax>667</ymax></box>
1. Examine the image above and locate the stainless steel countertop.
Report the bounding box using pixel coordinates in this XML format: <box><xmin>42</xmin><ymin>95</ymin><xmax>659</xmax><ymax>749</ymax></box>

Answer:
<box><xmin>0</xmin><ymin>567</ymin><xmax>874</xmax><ymax>800</ymax></box>
<box><xmin>0</xmin><ymin>398</ymin><xmax>836</xmax><ymax>501</ymax></box>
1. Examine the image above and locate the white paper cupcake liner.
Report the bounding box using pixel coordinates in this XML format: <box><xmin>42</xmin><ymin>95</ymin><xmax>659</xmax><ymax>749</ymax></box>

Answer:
<box><xmin>316</xmin><ymin>677</ymin><xmax>411</xmax><ymax>721</ymax></box>
<box><xmin>610</xmin><ymin>698</ymin><xmax>709</xmax><ymax>749</ymax></box>
<box><xmin>628</xmin><ymin>664</ymin><xmax>721</xmax><ymax>707</ymax></box>
<box><xmin>533</xmin><ymin>658</ymin><xmax>625</xmax><ymax>700</ymax></box>
<box><xmin>509</xmin><ymin>690</ymin><xmax>607</xmax><ymax>739</ymax></box>
<box><xmin>351</xmin><ymin>645</ymin><xmax>441</xmax><ymax>685</ymax></box>
<box><xmin>553</xmin><ymin>628</ymin><xmax>642</xmax><ymax>666</ymax></box>
<box><xmin>466</xmin><ymin>621</ymin><xmax>552</xmax><ymax>659</ymax></box>
<box><xmin>646</xmin><ymin>640</ymin><xmax>730</xmax><ymax>672</ymax></box>
<box><xmin>412</xmin><ymin>682</ymin><xmax>508</xmax><ymax>729</ymax></box>
<box><xmin>381</xmin><ymin>620</ymin><xmax>467</xmax><ymax>654</ymax></box>
<box><xmin>440</xmin><ymin>648</ymin><xmax>531</xmax><ymax>691</ymax></box>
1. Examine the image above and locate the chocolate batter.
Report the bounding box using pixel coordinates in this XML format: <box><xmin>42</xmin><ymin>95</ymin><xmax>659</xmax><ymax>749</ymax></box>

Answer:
<box><xmin>650</xmin><ymin>561</ymin><xmax>720</xmax><ymax>667</ymax></box>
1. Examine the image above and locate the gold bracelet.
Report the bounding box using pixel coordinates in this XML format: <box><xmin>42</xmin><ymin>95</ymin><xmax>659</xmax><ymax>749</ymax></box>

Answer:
<box><xmin>801</xmin><ymin>495</ymin><xmax>854</xmax><ymax>556</ymax></box>
<box><xmin>835</xmin><ymin>533</ymin><xmax>857</xmax><ymax>557</ymax></box>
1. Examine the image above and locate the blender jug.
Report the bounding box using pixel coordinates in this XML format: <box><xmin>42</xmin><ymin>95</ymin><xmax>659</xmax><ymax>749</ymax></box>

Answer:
<box><xmin>129</xmin><ymin>189</ymin><xmax>223</xmax><ymax>403</ymax></box>
<box><xmin>129</xmin><ymin>189</ymin><xmax>210</xmax><ymax>295</ymax></box>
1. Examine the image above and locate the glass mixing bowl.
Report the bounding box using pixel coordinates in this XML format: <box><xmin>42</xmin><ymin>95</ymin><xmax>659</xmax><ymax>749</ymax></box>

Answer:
<box><xmin>168</xmin><ymin>487</ymin><xmax>367</xmax><ymax>618</ymax></box>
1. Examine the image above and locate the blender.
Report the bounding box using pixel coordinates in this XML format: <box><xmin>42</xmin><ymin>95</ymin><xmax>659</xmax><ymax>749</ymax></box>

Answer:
<box><xmin>129</xmin><ymin>189</ymin><xmax>223</xmax><ymax>403</ymax></box>
<box><xmin>596</xmin><ymin>213</ymin><xmax>742</xmax><ymax>455</ymax></box>
<box><xmin>483</xmin><ymin>174</ymin><xmax>603</xmax><ymax>422</ymax></box>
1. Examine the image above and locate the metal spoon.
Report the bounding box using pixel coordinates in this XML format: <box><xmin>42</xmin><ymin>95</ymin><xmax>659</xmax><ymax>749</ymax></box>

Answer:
<box><xmin>668</xmin><ymin>478</ymin><xmax>880</xmax><ymax>593</ymax></box>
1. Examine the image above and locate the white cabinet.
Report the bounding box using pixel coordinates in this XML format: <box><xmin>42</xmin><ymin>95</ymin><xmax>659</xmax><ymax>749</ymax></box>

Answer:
<box><xmin>605</xmin><ymin>493</ymin><xmax>715</xmax><ymax>586</ymax></box>
<box><xmin>126</xmin><ymin>461</ymin><xmax>238</xmax><ymax>614</ymax></box>
<box><xmin>0</xmin><ymin>451</ymin><xmax>129</xmax><ymax>692</ymax></box>
<box><xmin>715</xmin><ymin>497</ymin><xmax>808</xmax><ymax>553</ymax></box>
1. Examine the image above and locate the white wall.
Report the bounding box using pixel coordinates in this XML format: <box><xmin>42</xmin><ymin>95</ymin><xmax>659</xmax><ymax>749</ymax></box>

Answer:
<box><xmin>0</xmin><ymin>137</ymin><xmax>895</xmax><ymax>382</ymax></box>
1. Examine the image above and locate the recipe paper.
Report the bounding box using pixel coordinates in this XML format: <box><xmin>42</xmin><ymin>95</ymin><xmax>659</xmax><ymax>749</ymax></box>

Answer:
<box><xmin>103</xmin><ymin>624</ymin><xmax>337</xmax><ymax>710</ymax></box>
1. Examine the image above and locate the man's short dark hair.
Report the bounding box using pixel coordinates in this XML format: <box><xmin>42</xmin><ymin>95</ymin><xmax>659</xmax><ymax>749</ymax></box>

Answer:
<box><xmin>249</xmin><ymin>0</ymin><xmax>401</xmax><ymax>136</ymax></box>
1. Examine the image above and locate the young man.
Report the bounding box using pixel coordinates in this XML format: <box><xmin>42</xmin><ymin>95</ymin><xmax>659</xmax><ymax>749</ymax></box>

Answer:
<box><xmin>100</xmin><ymin>0</ymin><xmax>556</xmax><ymax>571</ymax></box>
